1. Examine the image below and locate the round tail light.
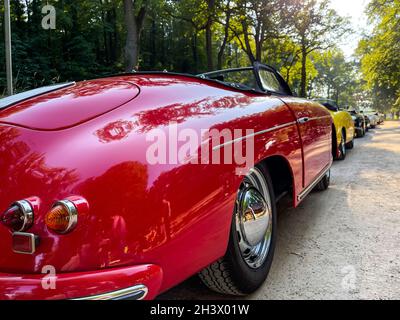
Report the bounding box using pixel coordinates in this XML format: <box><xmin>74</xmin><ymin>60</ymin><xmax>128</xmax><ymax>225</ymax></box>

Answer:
<box><xmin>45</xmin><ymin>200</ymin><xmax>78</xmax><ymax>234</ymax></box>
<box><xmin>1</xmin><ymin>200</ymin><xmax>34</xmax><ymax>232</ymax></box>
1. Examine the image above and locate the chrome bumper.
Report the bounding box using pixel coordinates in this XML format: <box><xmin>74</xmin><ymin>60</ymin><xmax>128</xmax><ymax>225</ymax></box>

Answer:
<box><xmin>73</xmin><ymin>284</ymin><xmax>148</xmax><ymax>300</ymax></box>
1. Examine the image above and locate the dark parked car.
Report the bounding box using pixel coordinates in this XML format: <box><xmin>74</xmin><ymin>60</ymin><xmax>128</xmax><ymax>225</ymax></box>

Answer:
<box><xmin>349</xmin><ymin>109</ymin><xmax>366</xmax><ymax>137</ymax></box>
<box><xmin>360</xmin><ymin>111</ymin><xmax>371</xmax><ymax>131</ymax></box>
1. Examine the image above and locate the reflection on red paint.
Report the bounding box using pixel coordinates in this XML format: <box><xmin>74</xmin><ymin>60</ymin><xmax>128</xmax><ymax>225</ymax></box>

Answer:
<box><xmin>0</xmin><ymin>73</ymin><xmax>332</xmax><ymax>299</ymax></box>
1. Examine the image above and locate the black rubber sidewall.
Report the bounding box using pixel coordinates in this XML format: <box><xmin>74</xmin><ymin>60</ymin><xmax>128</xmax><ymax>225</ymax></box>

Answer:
<box><xmin>225</xmin><ymin>164</ymin><xmax>277</xmax><ymax>294</ymax></box>
<box><xmin>338</xmin><ymin>131</ymin><xmax>347</xmax><ymax>160</ymax></box>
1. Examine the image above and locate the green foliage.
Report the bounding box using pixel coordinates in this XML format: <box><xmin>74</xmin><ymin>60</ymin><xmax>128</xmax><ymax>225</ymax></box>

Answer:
<box><xmin>312</xmin><ymin>49</ymin><xmax>361</xmax><ymax>107</ymax></box>
<box><xmin>357</xmin><ymin>0</ymin><xmax>400</xmax><ymax>112</ymax></box>
<box><xmin>0</xmin><ymin>0</ymin><xmax>352</xmax><ymax>98</ymax></box>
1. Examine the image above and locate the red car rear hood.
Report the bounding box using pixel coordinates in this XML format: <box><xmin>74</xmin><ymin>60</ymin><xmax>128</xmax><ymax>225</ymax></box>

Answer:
<box><xmin>0</xmin><ymin>79</ymin><xmax>140</xmax><ymax>130</ymax></box>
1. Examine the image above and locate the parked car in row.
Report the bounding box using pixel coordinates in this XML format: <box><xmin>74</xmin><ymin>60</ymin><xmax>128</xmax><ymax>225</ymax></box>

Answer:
<box><xmin>348</xmin><ymin>108</ymin><xmax>367</xmax><ymax>138</ymax></box>
<box><xmin>364</xmin><ymin>111</ymin><xmax>380</xmax><ymax>128</ymax></box>
<box><xmin>0</xmin><ymin>63</ymin><xmax>333</xmax><ymax>300</ymax></box>
<box><xmin>315</xmin><ymin>99</ymin><xmax>355</xmax><ymax>161</ymax></box>
<box><xmin>376</xmin><ymin>112</ymin><xmax>385</xmax><ymax>124</ymax></box>
<box><xmin>362</xmin><ymin>112</ymin><xmax>371</xmax><ymax>131</ymax></box>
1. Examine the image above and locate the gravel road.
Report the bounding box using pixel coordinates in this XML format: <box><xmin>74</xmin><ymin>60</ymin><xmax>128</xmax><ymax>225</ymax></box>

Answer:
<box><xmin>160</xmin><ymin>121</ymin><xmax>400</xmax><ymax>300</ymax></box>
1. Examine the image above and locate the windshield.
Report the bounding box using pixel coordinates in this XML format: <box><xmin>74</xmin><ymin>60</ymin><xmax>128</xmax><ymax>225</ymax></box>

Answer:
<box><xmin>202</xmin><ymin>68</ymin><xmax>258</xmax><ymax>91</ymax></box>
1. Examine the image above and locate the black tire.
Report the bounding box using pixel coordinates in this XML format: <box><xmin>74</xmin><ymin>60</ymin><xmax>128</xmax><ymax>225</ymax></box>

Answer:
<box><xmin>199</xmin><ymin>165</ymin><xmax>277</xmax><ymax>296</ymax></box>
<box><xmin>315</xmin><ymin>169</ymin><xmax>331</xmax><ymax>191</ymax></box>
<box><xmin>346</xmin><ymin>139</ymin><xmax>354</xmax><ymax>150</ymax></box>
<box><xmin>337</xmin><ymin>130</ymin><xmax>347</xmax><ymax>161</ymax></box>
<box><xmin>358</xmin><ymin>126</ymin><xmax>365</xmax><ymax>138</ymax></box>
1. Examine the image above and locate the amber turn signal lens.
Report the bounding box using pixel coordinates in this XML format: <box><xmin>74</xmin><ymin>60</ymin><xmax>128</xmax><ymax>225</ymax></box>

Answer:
<box><xmin>45</xmin><ymin>201</ymin><xmax>78</xmax><ymax>234</ymax></box>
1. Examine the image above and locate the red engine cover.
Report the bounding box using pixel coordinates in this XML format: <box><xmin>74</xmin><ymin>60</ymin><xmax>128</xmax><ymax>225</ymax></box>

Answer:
<box><xmin>0</xmin><ymin>80</ymin><xmax>140</xmax><ymax>130</ymax></box>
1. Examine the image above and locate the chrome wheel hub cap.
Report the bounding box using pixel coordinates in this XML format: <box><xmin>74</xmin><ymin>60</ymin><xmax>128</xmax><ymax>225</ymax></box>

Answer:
<box><xmin>239</xmin><ymin>187</ymin><xmax>270</xmax><ymax>247</ymax></box>
<box><xmin>236</xmin><ymin>168</ymin><xmax>273</xmax><ymax>269</ymax></box>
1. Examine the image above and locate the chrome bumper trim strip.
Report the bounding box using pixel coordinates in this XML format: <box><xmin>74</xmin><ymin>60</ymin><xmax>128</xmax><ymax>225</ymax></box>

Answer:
<box><xmin>73</xmin><ymin>284</ymin><xmax>148</xmax><ymax>301</ymax></box>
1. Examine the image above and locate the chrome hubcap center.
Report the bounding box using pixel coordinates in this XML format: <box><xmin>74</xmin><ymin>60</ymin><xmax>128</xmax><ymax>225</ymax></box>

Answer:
<box><xmin>239</xmin><ymin>187</ymin><xmax>270</xmax><ymax>247</ymax></box>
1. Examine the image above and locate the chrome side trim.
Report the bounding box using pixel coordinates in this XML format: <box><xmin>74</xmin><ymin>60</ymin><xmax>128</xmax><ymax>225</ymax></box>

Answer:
<box><xmin>310</xmin><ymin>115</ymin><xmax>332</xmax><ymax>121</ymax></box>
<box><xmin>0</xmin><ymin>82</ymin><xmax>76</xmax><ymax>110</ymax></box>
<box><xmin>298</xmin><ymin>116</ymin><xmax>332</xmax><ymax>124</ymax></box>
<box><xmin>297</xmin><ymin>164</ymin><xmax>331</xmax><ymax>202</ymax></box>
<box><xmin>73</xmin><ymin>285</ymin><xmax>148</xmax><ymax>301</ymax></box>
<box><xmin>213</xmin><ymin>121</ymin><xmax>297</xmax><ymax>151</ymax></box>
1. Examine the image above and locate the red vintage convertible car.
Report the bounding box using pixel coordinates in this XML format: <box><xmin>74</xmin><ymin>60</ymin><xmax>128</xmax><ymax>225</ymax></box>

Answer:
<box><xmin>0</xmin><ymin>63</ymin><xmax>332</xmax><ymax>300</ymax></box>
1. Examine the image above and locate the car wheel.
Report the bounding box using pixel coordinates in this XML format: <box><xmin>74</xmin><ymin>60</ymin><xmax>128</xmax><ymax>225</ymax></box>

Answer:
<box><xmin>315</xmin><ymin>169</ymin><xmax>331</xmax><ymax>191</ymax></box>
<box><xmin>346</xmin><ymin>139</ymin><xmax>354</xmax><ymax>150</ymax></box>
<box><xmin>337</xmin><ymin>130</ymin><xmax>346</xmax><ymax>161</ymax></box>
<box><xmin>199</xmin><ymin>165</ymin><xmax>277</xmax><ymax>295</ymax></box>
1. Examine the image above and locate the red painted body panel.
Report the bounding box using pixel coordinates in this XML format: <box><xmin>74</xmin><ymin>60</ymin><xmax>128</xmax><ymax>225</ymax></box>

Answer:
<box><xmin>0</xmin><ymin>264</ymin><xmax>162</xmax><ymax>300</ymax></box>
<box><xmin>279</xmin><ymin>97</ymin><xmax>333</xmax><ymax>189</ymax></box>
<box><xmin>0</xmin><ymin>74</ymin><xmax>332</xmax><ymax>299</ymax></box>
<box><xmin>0</xmin><ymin>80</ymin><xmax>140</xmax><ymax>130</ymax></box>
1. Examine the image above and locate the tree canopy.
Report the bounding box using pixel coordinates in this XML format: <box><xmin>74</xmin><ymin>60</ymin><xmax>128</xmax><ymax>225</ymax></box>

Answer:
<box><xmin>357</xmin><ymin>0</ymin><xmax>400</xmax><ymax>113</ymax></box>
<box><xmin>0</xmin><ymin>0</ymin><xmax>385</xmax><ymax>111</ymax></box>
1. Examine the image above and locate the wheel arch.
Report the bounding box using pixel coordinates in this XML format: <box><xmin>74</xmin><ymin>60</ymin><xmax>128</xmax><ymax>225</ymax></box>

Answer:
<box><xmin>258</xmin><ymin>155</ymin><xmax>294</xmax><ymax>204</ymax></box>
<box><xmin>332</xmin><ymin>123</ymin><xmax>338</xmax><ymax>158</ymax></box>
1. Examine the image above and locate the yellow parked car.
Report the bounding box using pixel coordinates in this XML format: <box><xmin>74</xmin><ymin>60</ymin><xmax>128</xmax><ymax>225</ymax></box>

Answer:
<box><xmin>318</xmin><ymin>100</ymin><xmax>355</xmax><ymax>160</ymax></box>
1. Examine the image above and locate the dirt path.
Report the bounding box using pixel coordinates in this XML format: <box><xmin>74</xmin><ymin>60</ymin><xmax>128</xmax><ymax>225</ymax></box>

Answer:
<box><xmin>160</xmin><ymin>121</ymin><xmax>400</xmax><ymax>300</ymax></box>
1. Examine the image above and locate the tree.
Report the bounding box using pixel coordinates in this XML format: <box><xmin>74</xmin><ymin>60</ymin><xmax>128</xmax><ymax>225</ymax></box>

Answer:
<box><xmin>230</xmin><ymin>0</ymin><xmax>288</xmax><ymax>64</ymax></box>
<box><xmin>123</xmin><ymin>0</ymin><xmax>147</xmax><ymax>72</ymax></box>
<box><xmin>312</xmin><ymin>49</ymin><xmax>359</xmax><ymax>106</ymax></box>
<box><xmin>357</xmin><ymin>0</ymin><xmax>400</xmax><ymax>113</ymax></box>
<box><xmin>163</xmin><ymin>0</ymin><xmax>219</xmax><ymax>71</ymax></box>
<box><xmin>216</xmin><ymin>0</ymin><xmax>233</xmax><ymax>69</ymax></box>
<box><xmin>0</xmin><ymin>0</ymin><xmax>355</xmax><ymax>96</ymax></box>
<box><xmin>290</xmin><ymin>0</ymin><xmax>349</xmax><ymax>97</ymax></box>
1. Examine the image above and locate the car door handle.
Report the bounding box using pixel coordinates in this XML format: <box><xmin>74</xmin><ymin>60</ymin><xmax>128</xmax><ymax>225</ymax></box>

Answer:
<box><xmin>298</xmin><ymin>117</ymin><xmax>311</xmax><ymax>124</ymax></box>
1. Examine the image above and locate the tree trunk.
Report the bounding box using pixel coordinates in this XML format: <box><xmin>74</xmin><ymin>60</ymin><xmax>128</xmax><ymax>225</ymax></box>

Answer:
<box><xmin>300</xmin><ymin>46</ymin><xmax>307</xmax><ymax>98</ymax></box>
<box><xmin>110</xmin><ymin>6</ymin><xmax>118</xmax><ymax>63</ymax></box>
<box><xmin>242</xmin><ymin>21</ymin><xmax>256</xmax><ymax>64</ymax></box>
<box><xmin>124</xmin><ymin>0</ymin><xmax>139</xmax><ymax>72</ymax></box>
<box><xmin>206</xmin><ymin>23</ymin><xmax>213</xmax><ymax>70</ymax></box>
<box><xmin>192</xmin><ymin>32</ymin><xmax>199</xmax><ymax>73</ymax></box>
<box><xmin>255</xmin><ymin>23</ymin><xmax>262</xmax><ymax>62</ymax></box>
<box><xmin>205</xmin><ymin>0</ymin><xmax>215</xmax><ymax>71</ymax></box>
<box><xmin>150</xmin><ymin>19</ymin><xmax>156</xmax><ymax>67</ymax></box>
<box><xmin>217</xmin><ymin>4</ymin><xmax>231</xmax><ymax>70</ymax></box>
<box><xmin>256</xmin><ymin>40</ymin><xmax>262</xmax><ymax>62</ymax></box>
<box><xmin>101</xmin><ymin>6</ymin><xmax>110</xmax><ymax>64</ymax></box>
